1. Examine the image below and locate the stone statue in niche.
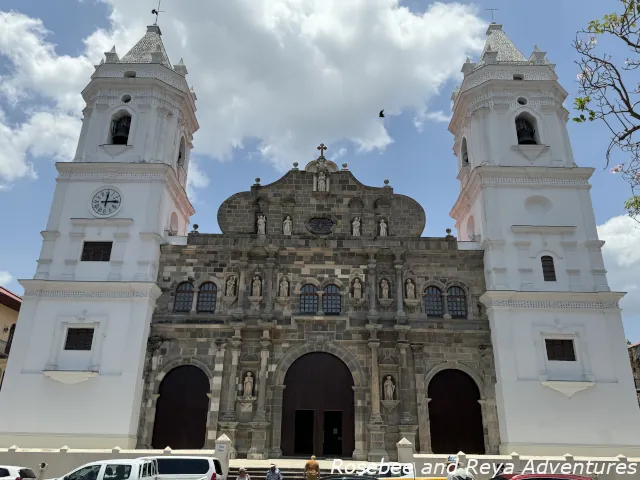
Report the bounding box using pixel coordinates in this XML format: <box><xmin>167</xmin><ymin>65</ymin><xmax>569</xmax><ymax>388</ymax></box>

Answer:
<box><xmin>405</xmin><ymin>279</ymin><xmax>415</xmax><ymax>299</ymax></box>
<box><xmin>380</xmin><ymin>279</ymin><xmax>389</xmax><ymax>299</ymax></box>
<box><xmin>317</xmin><ymin>172</ymin><xmax>327</xmax><ymax>192</ymax></box>
<box><xmin>383</xmin><ymin>375</ymin><xmax>395</xmax><ymax>400</ymax></box>
<box><xmin>279</xmin><ymin>276</ymin><xmax>289</xmax><ymax>297</ymax></box>
<box><xmin>257</xmin><ymin>214</ymin><xmax>266</xmax><ymax>235</ymax></box>
<box><xmin>379</xmin><ymin>219</ymin><xmax>388</xmax><ymax>236</ymax></box>
<box><xmin>283</xmin><ymin>216</ymin><xmax>292</xmax><ymax>235</ymax></box>
<box><xmin>352</xmin><ymin>217</ymin><xmax>361</xmax><ymax>236</ymax></box>
<box><xmin>243</xmin><ymin>372</ymin><xmax>254</xmax><ymax>398</ymax></box>
<box><xmin>252</xmin><ymin>276</ymin><xmax>262</xmax><ymax>296</ymax></box>
<box><xmin>352</xmin><ymin>278</ymin><xmax>362</xmax><ymax>299</ymax></box>
<box><xmin>226</xmin><ymin>276</ymin><xmax>237</xmax><ymax>296</ymax></box>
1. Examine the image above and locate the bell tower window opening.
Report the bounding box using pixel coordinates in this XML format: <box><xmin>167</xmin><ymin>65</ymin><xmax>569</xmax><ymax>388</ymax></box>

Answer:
<box><xmin>515</xmin><ymin>112</ymin><xmax>538</xmax><ymax>145</ymax></box>
<box><xmin>177</xmin><ymin>137</ymin><xmax>186</xmax><ymax>168</ymax></box>
<box><xmin>541</xmin><ymin>255</ymin><xmax>556</xmax><ymax>281</ymax></box>
<box><xmin>109</xmin><ymin>111</ymin><xmax>132</xmax><ymax>145</ymax></box>
<box><xmin>461</xmin><ymin>137</ymin><xmax>469</xmax><ymax>165</ymax></box>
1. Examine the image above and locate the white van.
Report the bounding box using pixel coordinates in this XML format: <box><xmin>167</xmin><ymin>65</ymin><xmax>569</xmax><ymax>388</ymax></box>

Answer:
<box><xmin>46</xmin><ymin>459</ymin><xmax>158</xmax><ymax>480</ymax></box>
<box><xmin>137</xmin><ymin>457</ymin><xmax>224</xmax><ymax>480</ymax></box>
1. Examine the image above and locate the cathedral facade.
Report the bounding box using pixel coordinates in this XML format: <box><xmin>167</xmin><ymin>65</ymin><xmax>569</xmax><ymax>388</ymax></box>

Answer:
<box><xmin>0</xmin><ymin>21</ymin><xmax>639</xmax><ymax>459</ymax></box>
<box><xmin>137</xmin><ymin>152</ymin><xmax>496</xmax><ymax>460</ymax></box>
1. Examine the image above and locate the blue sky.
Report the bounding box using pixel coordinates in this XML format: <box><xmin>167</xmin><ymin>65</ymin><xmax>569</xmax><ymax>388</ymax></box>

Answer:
<box><xmin>0</xmin><ymin>0</ymin><xmax>639</xmax><ymax>342</ymax></box>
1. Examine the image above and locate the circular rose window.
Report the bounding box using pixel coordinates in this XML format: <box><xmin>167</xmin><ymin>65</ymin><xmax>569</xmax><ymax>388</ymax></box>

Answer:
<box><xmin>308</xmin><ymin>218</ymin><xmax>334</xmax><ymax>235</ymax></box>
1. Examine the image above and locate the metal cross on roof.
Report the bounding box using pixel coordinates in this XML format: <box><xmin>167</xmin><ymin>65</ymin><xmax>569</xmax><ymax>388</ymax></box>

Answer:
<box><xmin>152</xmin><ymin>0</ymin><xmax>165</xmax><ymax>25</ymax></box>
<box><xmin>486</xmin><ymin>8</ymin><xmax>498</xmax><ymax>22</ymax></box>
<box><xmin>317</xmin><ymin>143</ymin><xmax>327</xmax><ymax>157</ymax></box>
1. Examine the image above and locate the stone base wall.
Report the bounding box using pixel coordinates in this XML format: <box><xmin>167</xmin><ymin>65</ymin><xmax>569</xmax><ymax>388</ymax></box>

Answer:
<box><xmin>137</xmin><ymin>318</ymin><xmax>499</xmax><ymax>459</ymax></box>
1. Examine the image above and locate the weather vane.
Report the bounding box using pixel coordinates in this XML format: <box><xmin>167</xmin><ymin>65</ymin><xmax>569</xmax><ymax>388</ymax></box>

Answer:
<box><xmin>486</xmin><ymin>8</ymin><xmax>498</xmax><ymax>22</ymax></box>
<box><xmin>151</xmin><ymin>0</ymin><xmax>164</xmax><ymax>25</ymax></box>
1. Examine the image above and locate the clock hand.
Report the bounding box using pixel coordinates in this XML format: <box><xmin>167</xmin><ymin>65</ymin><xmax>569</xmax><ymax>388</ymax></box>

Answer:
<box><xmin>101</xmin><ymin>192</ymin><xmax>110</xmax><ymax>207</ymax></box>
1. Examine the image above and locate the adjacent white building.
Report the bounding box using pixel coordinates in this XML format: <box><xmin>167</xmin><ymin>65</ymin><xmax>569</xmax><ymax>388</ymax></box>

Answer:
<box><xmin>0</xmin><ymin>21</ymin><xmax>638</xmax><ymax>456</ymax></box>
<box><xmin>450</xmin><ymin>24</ymin><xmax>640</xmax><ymax>455</ymax></box>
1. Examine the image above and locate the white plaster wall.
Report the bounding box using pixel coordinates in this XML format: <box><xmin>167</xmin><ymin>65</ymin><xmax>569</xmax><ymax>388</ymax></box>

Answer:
<box><xmin>0</xmin><ymin>289</ymin><xmax>158</xmax><ymax>448</ymax></box>
<box><xmin>488</xmin><ymin>305</ymin><xmax>640</xmax><ymax>451</ymax></box>
<box><xmin>472</xmin><ymin>180</ymin><xmax>607</xmax><ymax>293</ymax></box>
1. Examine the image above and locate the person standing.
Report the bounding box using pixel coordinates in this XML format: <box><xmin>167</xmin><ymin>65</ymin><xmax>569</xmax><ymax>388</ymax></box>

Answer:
<box><xmin>445</xmin><ymin>456</ymin><xmax>474</xmax><ymax>480</ymax></box>
<box><xmin>237</xmin><ymin>468</ymin><xmax>250</xmax><ymax>480</ymax></box>
<box><xmin>266</xmin><ymin>464</ymin><xmax>283</xmax><ymax>480</ymax></box>
<box><xmin>304</xmin><ymin>455</ymin><xmax>320</xmax><ymax>480</ymax></box>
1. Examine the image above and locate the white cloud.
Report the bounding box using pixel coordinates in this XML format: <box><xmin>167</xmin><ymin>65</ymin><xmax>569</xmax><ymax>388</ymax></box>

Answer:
<box><xmin>0</xmin><ymin>271</ymin><xmax>13</xmax><ymax>287</ymax></box>
<box><xmin>597</xmin><ymin>215</ymin><xmax>640</xmax><ymax>316</ymax></box>
<box><xmin>186</xmin><ymin>159</ymin><xmax>210</xmax><ymax>204</ymax></box>
<box><xmin>0</xmin><ymin>1</ymin><xmax>486</xmax><ymax>188</ymax></box>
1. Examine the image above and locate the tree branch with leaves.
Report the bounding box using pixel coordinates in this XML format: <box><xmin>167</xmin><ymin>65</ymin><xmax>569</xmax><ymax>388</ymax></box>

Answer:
<box><xmin>573</xmin><ymin>0</ymin><xmax>640</xmax><ymax>221</ymax></box>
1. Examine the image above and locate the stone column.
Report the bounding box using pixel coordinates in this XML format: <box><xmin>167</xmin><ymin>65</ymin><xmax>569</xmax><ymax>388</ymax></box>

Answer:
<box><xmin>394</xmin><ymin>262</ymin><xmax>405</xmax><ymax>322</ymax></box>
<box><xmin>366</xmin><ymin>325</ymin><xmax>388</xmax><ymax>461</ymax></box>
<box><xmin>367</xmin><ymin>251</ymin><xmax>379</xmax><ymax>322</ymax></box>
<box><xmin>222</xmin><ymin>334</ymin><xmax>242</xmax><ymax>421</ymax></box>
<box><xmin>205</xmin><ymin>340</ymin><xmax>227</xmax><ymax>447</ymax></box>
<box><xmin>411</xmin><ymin>343</ymin><xmax>431</xmax><ymax>453</ymax></box>
<box><xmin>316</xmin><ymin>290</ymin><xmax>325</xmax><ymax>315</ymax></box>
<box><xmin>263</xmin><ymin>249</ymin><xmax>277</xmax><ymax>317</ymax></box>
<box><xmin>269</xmin><ymin>384</ymin><xmax>286</xmax><ymax>458</ymax></box>
<box><xmin>253</xmin><ymin>336</ymin><xmax>271</xmax><ymax>422</ymax></box>
<box><xmin>442</xmin><ymin>292</ymin><xmax>451</xmax><ymax>319</ymax></box>
<box><xmin>396</xmin><ymin>329</ymin><xmax>413</xmax><ymax>425</ymax></box>
<box><xmin>235</xmin><ymin>257</ymin><xmax>248</xmax><ymax>317</ymax></box>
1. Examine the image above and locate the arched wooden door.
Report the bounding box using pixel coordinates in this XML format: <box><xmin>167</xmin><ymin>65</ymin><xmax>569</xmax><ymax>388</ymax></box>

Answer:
<box><xmin>152</xmin><ymin>365</ymin><xmax>210</xmax><ymax>449</ymax></box>
<box><xmin>281</xmin><ymin>352</ymin><xmax>354</xmax><ymax>457</ymax></box>
<box><xmin>428</xmin><ymin>369</ymin><xmax>485</xmax><ymax>454</ymax></box>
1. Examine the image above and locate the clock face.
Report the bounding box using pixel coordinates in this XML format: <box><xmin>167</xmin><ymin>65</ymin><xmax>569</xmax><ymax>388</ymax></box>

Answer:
<box><xmin>91</xmin><ymin>188</ymin><xmax>122</xmax><ymax>217</ymax></box>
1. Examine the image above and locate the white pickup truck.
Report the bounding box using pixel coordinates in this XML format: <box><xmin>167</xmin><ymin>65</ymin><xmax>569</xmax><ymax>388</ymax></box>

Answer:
<box><xmin>47</xmin><ymin>456</ymin><xmax>224</xmax><ymax>480</ymax></box>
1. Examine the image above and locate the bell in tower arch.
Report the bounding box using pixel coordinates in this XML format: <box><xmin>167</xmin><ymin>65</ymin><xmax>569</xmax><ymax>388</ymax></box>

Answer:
<box><xmin>111</xmin><ymin>115</ymin><xmax>132</xmax><ymax>145</ymax></box>
<box><xmin>515</xmin><ymin>117</ymin><xmax>537</xmax><ymax>145</ymax></box>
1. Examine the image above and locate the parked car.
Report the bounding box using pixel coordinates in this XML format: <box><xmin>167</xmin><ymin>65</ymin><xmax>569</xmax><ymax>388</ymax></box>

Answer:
<box><xmin>490</xmin><ymin>474</ymin><xmax>593</xmax><ymax>480</ymax></box>
<box><xmin>46</xmin><ymin>459</ymin><xmax>158</xmax><ymax>480</ymax></box>
<box><xmin>137</xmin><ymin>456</ymin><xmax>224</xmax><ymax>480</ymax></box>
<box><xmin>0</xmin><ymin>466</ymin><xmax>37</xmax><ymax>480</ymax></box>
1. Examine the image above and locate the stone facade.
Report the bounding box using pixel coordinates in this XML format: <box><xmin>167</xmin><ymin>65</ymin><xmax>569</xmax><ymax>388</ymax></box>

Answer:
<box><xmin>630</xmin><ymin>343</ymin><xmax>640</xmax><ymax>407</ymax></box>
<box><xmin>136</xmin><ymin>152</ymin><xmax>499</xmax><ymax>460</ymax></box>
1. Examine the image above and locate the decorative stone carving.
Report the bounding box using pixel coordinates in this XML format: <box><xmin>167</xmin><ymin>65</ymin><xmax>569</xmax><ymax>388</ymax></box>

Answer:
<box><xmin>352</xmin><ymin>216</ymin><xmax>361</xmax><ymax>236</ymax></box>
<box><xmin>257</xmin><ymin>215</ymin><xmax>266</xmax><ymax>235</ymax></box>
<box><xmin>380</xmin><ymin>279</ymin><xmax>390</xmax><ymax>299</ymax></box>
<box><xmin>317</xmin><ymin>172</ymin><xmax>327</xmax><ymax>192</ymax></box>
<box><xmin>279</xmin><ymin>276</ymin><xmax>289</xmax><ymax>297</ymax></box>
<box><xmin>226</xmin><ymin>276</ymin><xmax>237</xmax><ymax>296</ymax></box>
<box><xmin>353</xmin><ymin>278</ymin><xmax>363</xmax><ymax>299</ymax></box>
<box><xmin>383</xmin><ymin>375</ymin><xmax>395</xmax><ymax>400</ymax></box>
<box><xmin>405</xmin><ymin>279</ymin><xmax>416</xmax><ymax>299</ymax></box>
<box><xmin>379</xmin><ymin>219</ymin><xmax>388</xmax><ymax>236</ymax></box>
<box><xmin>237</xmin><ymin>398</ymin><xmax>256</xmax><ymax>413</ymax></box>
<box><xmin>251</xmin><ymin>276</ymin><xmax>262</xmax><ymax>297</ymax></box>
<box><xmin>243</xmin><ymin>372</ymin><xmax>254</xmax><ymax>398</ymax></box>
<box><xmin>283</xmin><ymin>216</ymin><xmax>292</xmax><ymax>235</ymax></box>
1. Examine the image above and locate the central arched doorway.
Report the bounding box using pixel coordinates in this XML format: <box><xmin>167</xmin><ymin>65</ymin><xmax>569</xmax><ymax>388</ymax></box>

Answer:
<box><xmin>151</xmin><ymin>365</ymin><xmax>210</xmax><ymax>449</ymax></box>
<box><xmin>428</xmin><ymin>369</ymin><xmax>485</xmax><ymax>454</ymax></box>
<box><xmin>281</xmin><ymin>352</ymin><xmax>354</xmax><ymax>457</ymax></box>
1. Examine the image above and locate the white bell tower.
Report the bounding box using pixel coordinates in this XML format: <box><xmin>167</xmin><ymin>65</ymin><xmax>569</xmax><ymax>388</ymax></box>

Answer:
<box><xmin>0</xmin><ymin>25</ymin><xmax>198</xmax><ymax>448</ymax></box>
<box><xmin>450</xmin><ymin>23</ymin><xmax>640</xmax><ymax>456</ymax></box>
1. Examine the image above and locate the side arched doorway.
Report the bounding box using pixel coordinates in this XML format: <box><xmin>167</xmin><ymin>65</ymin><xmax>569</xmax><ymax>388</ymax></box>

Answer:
<box><xmin>152</xmin><ymin>365</ymin><xmax>210</xmax><ymax>449</ymax></box>
<box><xmin>281</xmin><ymin>352</ymin><xmax>354</xmax><ymax>457</ymax></box>
<box><xmin>428</xmin><ymin>369</ymin><xmax>485</xmax><ymax>454</ymax></box>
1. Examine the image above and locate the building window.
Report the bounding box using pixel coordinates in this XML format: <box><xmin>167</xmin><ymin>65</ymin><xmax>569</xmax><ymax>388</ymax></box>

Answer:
<box><xmin>300</xmin><ymin>284</ymin><xmax>318</xmax><ymax>314</ymax></box>
<box><xmin>447</xmin><ymin>286</ymin><xmax>467</xmax><ymax>318</ymax></box>
<box><xmin>424</xmin><ymin>286</ymin><xmax>444</xmax><ymax>316</ymax></box>
<box><xmin>110</xmin><ymin>112</ymin><xmax>132</xmax><ymax>145</ymax></box>
<box><xmin>173</xmin><ymin>282</ymin><xmax>194</xmax><ymax>313</ymax></box>
<box><xmin>196</xmin><ymin>282</ymin><xmax>217</xmax><ymax>313</ymax></box>
<box><xmin>323</xmin><ymin>284</ymin><xmax>341</xmax><ymax>315</ymax></box>
<box><xmin>541</xmin><ymin>255</ymin><xmax>556</xmax><ymax>281</ymax></box>
<box><xmin>545</xmin><ymin>339</ymin><xmax>576</xmax><ymax>361</ymax></box>
<box><xmin>461</xmin><ymin>138</ymin><xmax>469</xmax><ymax>164</ymax></box>
<box><xmin>515</xmin><ymin>113</ymin><xmax>537</xmax><ymax>145</ymax></box>
<box><xmin>81</xmin><ymin>242</ymin><xmax>113</xmax><ymax>261</ymax></box>
<box><xmin>64</xmin><ymin>328</ymin><xmax>95</xmax><ymax>351</ymax></box>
